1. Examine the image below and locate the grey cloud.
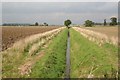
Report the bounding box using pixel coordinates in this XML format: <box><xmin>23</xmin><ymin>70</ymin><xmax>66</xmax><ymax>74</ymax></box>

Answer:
<box><xmin>2</xmin><ymin>2</ymin><xmax>118</xmax><ymax>25</ymax></box>
<box><xmin>3</xmin><ymin>2</ymin><xmax>117</xmax><ymax>14</ymax></box>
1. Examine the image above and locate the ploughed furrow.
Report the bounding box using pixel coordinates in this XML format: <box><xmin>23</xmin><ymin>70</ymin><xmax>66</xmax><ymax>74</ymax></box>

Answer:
<box><xmin>2</xmin><ymin>27</ymin><xmax>64</xmax><ymax>78</ymax></box>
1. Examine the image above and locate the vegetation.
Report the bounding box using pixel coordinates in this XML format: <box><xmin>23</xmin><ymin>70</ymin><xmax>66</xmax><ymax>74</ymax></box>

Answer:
<box><xmin>44</xmin><ymin>22</ymin><xmax>48</xmax><ymax>26</ymax></box>
<box><xmin>2</xmin><ymin>27</ymin><xmax>57</xmax><ymax>51</ymax></box>
<box><xmin>104</xmin><ymin>19</ymin><xmax>107</xmax><ymax>26</ymax></box>
<box><xmin>2</xmin><ymin>27</ymin><xmax>62</xmax><ymax>78</ymax></box>
<box><xmin>29</xmin><ymin>28</ymin><xmax>68</xmax><ymax>78</ymax></box>
<box><xmin>84</xmin><ymin>20</ymin><xmax>94</xmax><ymax>27</ymax></box>
<box><xmin>35</xmin><ymin>22</ymin><xmax>39</xmax><ymax>26</ymax></box>
<box><xmin>64</xmin><ymin>19</ymin><xmax>72</xmax><ymax>28</ymax></box>
<box><xmin>70</xmin><ymin>29</ymin><xmax>118</xmax><ymax>78</ymax></box>
<box><xmin>110</xmin><ymin>17</ymin><xmax>117</xmax><ymax>26</ymax></box>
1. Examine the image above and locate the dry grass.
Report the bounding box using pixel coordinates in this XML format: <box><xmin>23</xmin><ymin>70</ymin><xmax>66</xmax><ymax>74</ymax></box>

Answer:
<box><xmin>2</xmin><ymin>27</ymin><xmax>65</xmax><ymax>77</ymax></box>
<box><xmin>82</xmin><ymin>26</ymin><xmax>118</xmax><ymax>38</ymax></box>
<box><xmin>2</xmin><ymin>27</ymin><xmax>64</xmax><ymax>55</ymax></box>
<box><xmin>2</xmin><ymin>26</ymin><xmax>58</xmax><ymax>51</ymax></box>
<box><xmin>73</xmin><ymin>26</ymin><xmax>118</xmax><ymax>46</ymax></box>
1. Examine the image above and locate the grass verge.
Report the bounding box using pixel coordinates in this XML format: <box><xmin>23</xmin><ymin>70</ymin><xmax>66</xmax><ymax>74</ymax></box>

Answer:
<box><xmin>2</xmin><ymin>28</ymin><xmax>62</xmax><ymax>78</ymax></box>
<box><xmin>29</xmin><ymin>28</ymin><xmax>68</xmax><ymax>78</ymax></box>
<box><xmin>70</xmin><ymin>28</ymin><xmax>118</xmax><ymax>78</ymax></box>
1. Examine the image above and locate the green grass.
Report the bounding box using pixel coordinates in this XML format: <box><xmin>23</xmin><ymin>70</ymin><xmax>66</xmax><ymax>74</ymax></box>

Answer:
<box><xmin>70</xmin><ymin>28</ymin><xmax>118</xmax><ymax>78</ymax></box>
<box><xmin>29</xmin><ymin>28</ymin><xmax>68</xmax><ymax>78</ymax></box>
<box><xmin>2</xmin><ymin>29</ymin><xmax>63</xmax><ymax>78</ymax></box>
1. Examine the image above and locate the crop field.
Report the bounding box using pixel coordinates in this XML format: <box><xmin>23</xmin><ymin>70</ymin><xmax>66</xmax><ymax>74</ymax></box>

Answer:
<box><xmin>1</xmin><ymin>26</ymin><xmax>118</xmax><ymax>78</ymax></box>
<box><xmin>2</xmin><ymin>26</ymin><xmax>58</xmax><ymax>51</ymax></box>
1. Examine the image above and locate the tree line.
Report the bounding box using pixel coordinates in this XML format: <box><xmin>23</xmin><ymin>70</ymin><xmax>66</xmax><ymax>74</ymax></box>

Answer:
<box><xmin>3</xmin><ymin>17</ymin><xmax>118</xmax><ymax>27</ymax></box>
<box><xmin>64</xmin><ymin>17</ymin><xmax>118</xmax><ymax>27</ymax></box>
<box><xmin>84</xmin><ymin>17</ymin><xmax>117</xmax><ymax>27</ymax></box>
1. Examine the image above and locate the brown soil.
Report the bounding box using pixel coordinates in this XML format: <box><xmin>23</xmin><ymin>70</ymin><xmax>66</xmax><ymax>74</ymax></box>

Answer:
<box><xmin>2</xmin><ymin>26</ymin><xmax>58</xmax><ymax>51</ymax></box>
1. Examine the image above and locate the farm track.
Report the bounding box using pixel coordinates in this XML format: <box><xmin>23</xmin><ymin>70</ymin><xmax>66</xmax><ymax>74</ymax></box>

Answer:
<box><xmin>2</xmin><ymin>26</ymin><xmax>58</xmax><ymax>51</ymax></box>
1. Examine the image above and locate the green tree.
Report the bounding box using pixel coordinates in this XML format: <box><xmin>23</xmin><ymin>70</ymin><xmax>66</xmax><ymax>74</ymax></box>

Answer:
<box><xmin>84</xmin><ymin>20</ymin><xmax>94</xmax><ymax>27</ymax></box>
<box><xmin>104</xmin><ymin>19</ymin><xmax>107</xmax><ymax>26</ymax></box>
<box><xmin>44</xmin><ymin>22</ymin><xmax>48</xmax><ymax>26</ymax></box>
<box><xmin>110</xmin><ymin>17</ymin><xmax>117</xmax><ymax>26</ymax></box>
<box><xmin>64</xmin><ymin>19</ymin><xmax>72</xmax><ymax>28</ymax></box>
<box><xmin>35</xmin><ymin>22</ymin><xmax>39</xmax><ymax>26</ymax></box>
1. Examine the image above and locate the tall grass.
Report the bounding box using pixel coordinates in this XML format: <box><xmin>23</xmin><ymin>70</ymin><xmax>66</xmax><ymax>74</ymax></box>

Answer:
<box><xmin>70</xmin><ymin>29</ymin><xmax>118</xmax><ymax>78</ymax></box>
<box><xmin>29</xmin><ymin>28</ymin><xmax>68</xmax><ymax>78</ymax></box>
<box><xmin>2</xmin><ymin>27</ymin><xmax>64</xmax><ymax>78</ymax></box>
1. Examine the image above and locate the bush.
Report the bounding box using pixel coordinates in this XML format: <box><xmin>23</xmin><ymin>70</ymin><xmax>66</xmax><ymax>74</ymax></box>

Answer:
<box><xmin>84</xmin><ymin>20</ymin><xmax>94</xmax><ymax>27</ymax></box>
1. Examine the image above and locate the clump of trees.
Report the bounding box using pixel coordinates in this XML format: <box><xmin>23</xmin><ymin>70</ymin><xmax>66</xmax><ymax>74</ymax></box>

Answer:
<box><xmin>84</xmin><ymin>20</ymin><xmax>94</xmax><ymax>27</ymax></box>
<box><xmin>64</xmin><ymin>19</ymin><xmax>72</xmax><ymax>28</ymax></box>
<box><xmin>110</xmin><ymin>17</ymin><xmax>117</xmax><ymax>26</ymax></box>
<box><xmin>104</xmin><ymin>19</ymin><xmax>107</xmax><ymax>26</ymax></box>
<box><xmin>44</xmin><ymin>22</ymin><xmax>48</xmax><ymax>26</ymax></box>
<box><xmin>34</xmin><ymin>22</ymin><xmax>49</xmax><ymax>26</ymax></box>
<box><xmin>35</xmin><ymin>22</ymin><xmax>39</xmax><ymax>26</ymax></box>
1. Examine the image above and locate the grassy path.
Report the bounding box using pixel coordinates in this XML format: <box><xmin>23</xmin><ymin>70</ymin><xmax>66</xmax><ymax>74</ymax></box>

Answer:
<box><xmin>70</xmin><ymin>28</ymin><xmax>118</xmax><ymax>78</ymax></box>
<box><xmin>29</xmin><ymin>28</ymin><xmax>68</xmax><ymax>78</ymax></box>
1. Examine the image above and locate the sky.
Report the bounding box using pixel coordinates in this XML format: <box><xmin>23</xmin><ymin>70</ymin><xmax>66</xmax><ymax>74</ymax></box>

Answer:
<box><xmin>1</xmin><ymin>0</ymin><xmax>119</xmax><ymax>2</ymax></box>
<box><xmin>1</xmin><ymin>2</ymin><xmax>118</xmax><ymax>25</ymax></box>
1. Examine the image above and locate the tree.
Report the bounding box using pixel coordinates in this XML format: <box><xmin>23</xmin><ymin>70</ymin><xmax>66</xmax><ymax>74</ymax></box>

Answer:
<box><xmin>84</xmin><ymin>20</ymin><xmax>94</xmax><ymax>27</ymax></box>
<box><xmin>104</xmin><ymin>19</ymin><xmax>107</xmax><ymax>26</ymax></box>
<box><xmin>64</xmin><ymin>19</ymin><xmax>72</xmax><ymax>28</ymax></box>
<box><xmin>35</xmin><ymin>22</ymin><xmax>39</xmax><ymax>26</ymax></box>
<box><xmin>110</xmin><ymin>17</ymin><xmax>117</xmax><ymax>26</ymax></box>
<box><xmin>44</xmin><ymin>22</ymin><xmax>48</xmax><ymax>26</ymax></box>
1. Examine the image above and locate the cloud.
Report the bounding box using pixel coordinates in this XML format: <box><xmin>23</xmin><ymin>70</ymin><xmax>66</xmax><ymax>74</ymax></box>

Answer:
<box><xmin>1</xmin><ymin>0</ymin><xmax>119</xmax><ymax>2</ymax></box>
<box><xmin>2</xmin><ymin>2</ymin><xmax>118</xmax><ymax>25</ymax></box>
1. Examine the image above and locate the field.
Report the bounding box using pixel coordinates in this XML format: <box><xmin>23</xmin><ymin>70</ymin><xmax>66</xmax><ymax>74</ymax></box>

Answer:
<box><xmin>2</xmin><ymin>26</ymin><xmax>58</xmax><ymax>51</ymax></box>
<box><xmin>70</xmin><ymin>28</ymin><xmax>118</xmax><ymax>78</ymax></box>
<box><xmin>2</xmin><ymin>26</ymin><xmax>64</xmax><ymax>78</ymax></box>
<box><xmin>74</xmin><ymin>26</ymin><xmax>118</xmax><ymax>46</ymax></box>
<box><xmin>80</xmin><ymin>26</ymin><xmax>118</xmax><ymax>37</ymax></box>
<box><xmin>1</xmin><ymin>26</ymin><xmax>118</xmax><ymax>78</ymax></box>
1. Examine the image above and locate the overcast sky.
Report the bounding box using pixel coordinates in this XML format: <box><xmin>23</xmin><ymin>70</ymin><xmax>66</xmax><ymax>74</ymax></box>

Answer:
<box><xmin>2</xmin><ymin>2</ymin><xmax>118</xmax><ymax>25</ymax></box>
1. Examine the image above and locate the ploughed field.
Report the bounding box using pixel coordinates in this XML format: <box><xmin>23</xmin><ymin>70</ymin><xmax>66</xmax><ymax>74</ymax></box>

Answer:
<box><xmin>2</xmin><ymin>26</ymin><xmax>58</xmax><ymax>51</ymax></box>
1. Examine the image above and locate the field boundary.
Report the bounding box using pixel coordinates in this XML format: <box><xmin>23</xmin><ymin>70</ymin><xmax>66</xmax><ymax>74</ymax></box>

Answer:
<box><xmin>73</xmin><ymin>27</ymin><xmax>118</xmax><ymax>46</ymax></box>
<box><xmin>2</xmin><ymin>27</ymin><xmax>65</xmax><ymax>78</ymax></box>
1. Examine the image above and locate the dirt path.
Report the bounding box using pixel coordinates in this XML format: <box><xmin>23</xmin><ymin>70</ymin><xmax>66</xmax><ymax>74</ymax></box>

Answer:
<box><xmin>18</xmin><ymin>39</ymin><xmax>52</xmax><ymax>76</ymax></box>
<box><xmin>18</xmin><ymin>51</ymin><xmax>44</xmax><ymax>76</ymax></box>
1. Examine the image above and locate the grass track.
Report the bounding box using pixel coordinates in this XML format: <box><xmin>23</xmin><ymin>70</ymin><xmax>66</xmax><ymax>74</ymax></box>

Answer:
<box><xmin>29</xmin><ymin>28</ymin><xmax>68</xmax><ymax>78</ymax></box>
<box><xmin>70</xmin><ymin>28</ymin><xmax>118</xmax><ymax>78</ymax></box>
